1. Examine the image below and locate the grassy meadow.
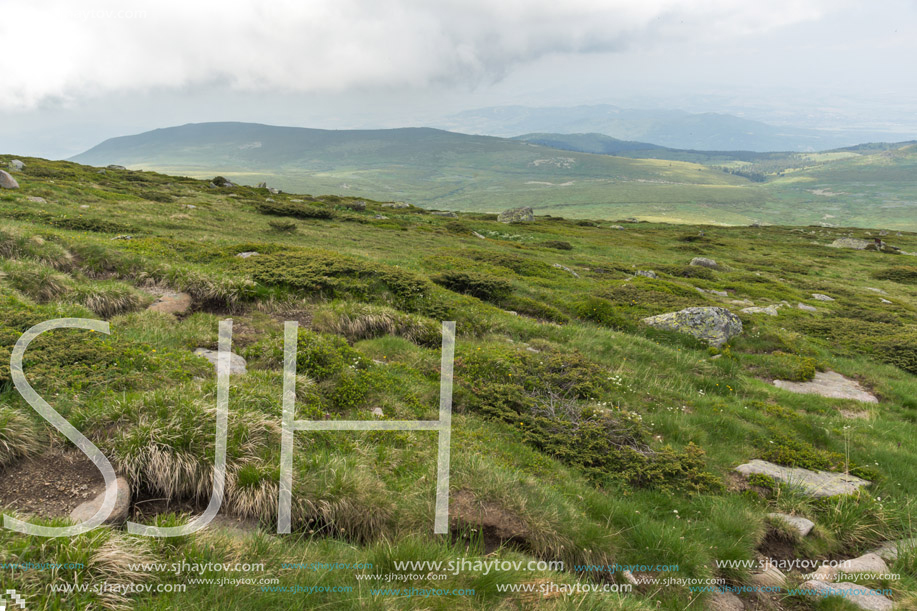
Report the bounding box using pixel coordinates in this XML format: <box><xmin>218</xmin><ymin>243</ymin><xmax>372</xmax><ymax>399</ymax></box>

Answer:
<box><xmin>0</xmin><ymin>155</ymin><xmax>916</xmax><ymax>609</ymax></box>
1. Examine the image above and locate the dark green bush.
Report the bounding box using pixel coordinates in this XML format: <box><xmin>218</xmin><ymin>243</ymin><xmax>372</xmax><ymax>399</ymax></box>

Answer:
<box><xmin>500</xmin><ymin>295</ymin><xmax>569</xmax><ymax>323</ymax></box>
<box><xmin>571</xmin><ymin>297</ymin><xmax>634</xmax><ymax>331</ymax></box>
<box><xmin>295</xmin><ymin>329</ymin><xmax>368</xmax><ymax>382</ymax></box>
<box><xmin>256</xmin><ymin>200</ymin><xmax>335</xmax><ymax>220</ymax></box>
<box><xmin>431</xmin><ymin>271</ymin><xmax>512</xmax><ymax>303</ymax></box>
<box><xmin>268</xmin><ymin>219</ymin><xmax>297</xmax><ymax>233</ymax></box>
<box><xmin>872</xmin><ymin>265</ymin><xmax>917</xmax><ymax>284</ymax></box>
<box><xmin>538</xmin><ymin>240</ymin><xmax>573</xmax><ymax>250</ymax></box>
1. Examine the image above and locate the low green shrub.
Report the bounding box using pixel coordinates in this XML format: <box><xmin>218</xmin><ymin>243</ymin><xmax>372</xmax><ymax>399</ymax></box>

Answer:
<box><xmin>431</xmin><ymin>270</ymin><xmax>512</xmax><ymax>303</ymax></box>
<box><xmin>538</xmin><ymin>240</ymin><xmax>573</xmax><ymax>250</ymax></box>
<box><xmin>256</xmin><ymin>200</ymin><xmax>335</xmax><ymax>220</ymax></box>
<box><xmin>571</xmin><ymin>296</ymin><xmax>634</xmax><ymax>331</ymax></box>
<box><xmin>872</xmin><ymin>265</ymin><xmax>917</xmax><ymax>284</ymax></box>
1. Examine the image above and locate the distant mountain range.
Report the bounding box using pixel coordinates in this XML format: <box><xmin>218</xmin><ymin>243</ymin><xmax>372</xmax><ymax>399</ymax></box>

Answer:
<box><xmin>436</xmin><ymin>105</ymin><xmax>916</xmax><ymax>152</ymax></box>
<box><xmin>68</xmin><ymin>121</ymin><xmax>917</xmax><ymax>229</ymax></box>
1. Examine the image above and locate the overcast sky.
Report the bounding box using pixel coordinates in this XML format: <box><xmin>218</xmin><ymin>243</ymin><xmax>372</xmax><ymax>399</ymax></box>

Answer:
<box><xmin>2</xmin><ymin>0</ymin><xmax>917</xmax><ymax>158</ymax></box>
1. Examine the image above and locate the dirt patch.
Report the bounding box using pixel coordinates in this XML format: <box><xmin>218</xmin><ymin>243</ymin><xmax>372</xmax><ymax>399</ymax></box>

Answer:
<box><xmin>757</xmin><ymin>529</ymin><xmax>797</xmax><ymax>563</ymax></box>
<box><xmin>0</xmin><ymin>448</ymin><xmax>104</xmax><ymax>518</ymax></box>
<box><xmin>450</xmin><ymin>489</ymin><xmax>529</xmax><ymax>553</ymax></box>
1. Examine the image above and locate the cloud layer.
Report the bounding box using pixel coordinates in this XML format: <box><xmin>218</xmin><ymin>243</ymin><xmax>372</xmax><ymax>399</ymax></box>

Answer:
<box><xmin>0</xmin><ymin>0</ymin><xmax>833</xmax><ymax>110</ymax></box>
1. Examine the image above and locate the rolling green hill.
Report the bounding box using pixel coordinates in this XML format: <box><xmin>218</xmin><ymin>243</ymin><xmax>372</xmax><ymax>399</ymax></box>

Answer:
<box><xmin>69</xmin><ymin>122</ymin><xmax>917</xmax><ymax>230</ymax></box>
<box><xmin>0</xmin><ymin>156</ymin><xmax>915</xmax><ymax>610</ymax></box>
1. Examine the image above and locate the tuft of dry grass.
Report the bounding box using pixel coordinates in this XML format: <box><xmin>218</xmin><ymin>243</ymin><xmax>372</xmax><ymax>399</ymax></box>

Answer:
<box><xmin>0</xmin><ymin>406</ymin><xmax>43</xmax><ymax>467</ymax></box>
<box><xmin>313</xmin><ymin>301</ymin><xmax>441</xmax><ymax>346</ymax></box>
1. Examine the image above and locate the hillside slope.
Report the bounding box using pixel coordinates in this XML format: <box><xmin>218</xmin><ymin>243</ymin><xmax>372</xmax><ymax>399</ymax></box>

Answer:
<box><xmin>0</xmin><ymin>155</ymin><xmax>915</xmax><ymax>609</ymax></box>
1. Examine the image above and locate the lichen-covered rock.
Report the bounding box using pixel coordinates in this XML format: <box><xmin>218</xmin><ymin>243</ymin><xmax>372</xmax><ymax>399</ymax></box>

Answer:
<box><xmin>735</xmin><ymin>459</ymin><xmax>870</xmax><ymax>497</ymax></box>
<box><xmin>641</xmin><ymin>306</ymin><xmax>742</xmax><ymax>347</ymax></box>
<box><xmin>812</xmin><ymin>293</ymin><xmax>835</xmax><ymax>301</ymax></box>
<box><xmin>690</xmin><ymin>256</ymin><xmax>719</xmax><ymax>269</ymax></box>
<box><xmin>829</xmin><ymin>238</ymin><xmax>870</xmax><ymax>250</ymax></box>
<box><xmin>0</xmin><ymin>170</ymin><xmax>19</xmax><ymax>189</ymax></box>
<box><xmin>635</xmin><ymin>270</ymin><xmax>657</xmax><ymax>279</ymax></box>
<box><xmin>9</xmin><ymin>159</ymin><xmax>24</xmax><ymax>171</ymax></box>
<box><xmin>498</xmin><ymin>206</ymin><xmax>534</xmax><ymax>223</ymax></box>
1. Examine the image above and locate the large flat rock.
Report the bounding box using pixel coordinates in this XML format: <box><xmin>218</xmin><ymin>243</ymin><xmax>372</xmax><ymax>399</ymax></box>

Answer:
<box><xmin>773</xmin><ymin>371</ymin><xmax>877</xmax><ymax>403</ymax></box>
<box><xmin>735</xmin><ymin>460</ymin><xmax>870</xmax><ymax>498</ymax></box>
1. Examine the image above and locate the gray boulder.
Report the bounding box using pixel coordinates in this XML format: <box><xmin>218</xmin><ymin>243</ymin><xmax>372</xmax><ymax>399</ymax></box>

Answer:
<box><xmin>498</xmin><ymin>206</ymin><xmax>534</xmax><ymax>223</ymax></box>
<box><xmin>344</xmin><ymin>200</ymin><xmax>367</xmax><ymax>211</ymax></box>
<box><xmin>812</xmin><ymin>293</ymin><xmax>835</xmax><ymax>301</ymax></box>
<box><xmin>0</xmin><ymin>170</ymin><xmax>20</xmax><ymax>189</ymax></box>
<box><xmin>799</xmin><ymin>580</ymin><xmax>893</xmax><ymax>611</ymax></box>
<box><xmin>812</xmin><ymin>553</ymin><xmax>888</xmax><ymax>582</ymax></box>
<box><xmin>768</xmin><ymin>512</ymin><xmax>815</xmax><ymax>537</ymax></box>
<box><xmin>9</xmin><ymin>159</ymin><xmax>24</xmax><ymax>171</ymax></box>
<box><xmin>106</xmin><ymin>164</ymin><xmax>127</xmax><ymax>170</ymax></box>
<box><xmin>735</xmin><ymin>459</ymin><xmax>870</xmax><ymax>497</ymax></box>
<box><xmin>690</xmin><ymin>257</ymin><xmax>719</xmax><ymax>269</ymax></box>
<box><xmin>70</xmin><ymin>477</ymin><xmax>131</xmax><ymax>525</ymax></box>
<box><xmin>869</xmin><ymin>538</ymin><xmax>917</xmax><ymax>562</ymax></box>
<box><xmin>195</xmin><ymin>348</ymin><xmax>247</xmax><ymax>375</ymax></box>
<box><xmin>829</xmin><ymin>238</ymin><xmax>870</xmax><ymax>250</ymax></box>
<box><xmin>797</xmin><ymin>302</ymin><xmax>817</xmax><ymax>312</ymax></box>
<box><xmin>235</xmin><ymin>251</ymin><xmax>258</xmax><ymax>258</ymax></box>
<box><xmin>27</xmin><ymin>196</ymin><xmax>47</xmax><ymax>204</ymax></box>
<box><xmin>641</xmin><ymin>306</ymin><xmax>742</xmax><ymax>347</ymax></box>
<box><xmin>635</xmin><ymin>270</ymin><xmax>657</xmax><ymax>279</ymax></box>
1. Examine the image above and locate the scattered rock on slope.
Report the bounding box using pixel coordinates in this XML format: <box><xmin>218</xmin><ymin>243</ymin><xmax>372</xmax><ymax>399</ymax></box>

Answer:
<box><xmin>767</xmin><ymin>512</ymin><xmax>814</xmax><ymax>537</ymax></box>
<box><xmin>690</xmin><ymin>256</ymin><xmax>719</xmax><ymax>269</ymax></box>
<box><xmin>869</xmin><ymin>538</ymin><xmax>917</xmax><ymax>562</ymax></box>
<box><xmin>194</xmin><ymin>348</ymin><xmax>248</xmax><ymax>376</ymax></box>
<box><xmin>70</xmin><ymin>476</ymin><xmax>131</xmax><ymax>526</ymax></box>
<box><xmin>799</xmin><ymin>580</ymin><xmax>893</xmax><ymax>611</ymax></box>
<box><xmin>641</xmin><ymin>307</ymin><xmax>742</xmax><ymax>347</ymax></box>
<box><xmin>635</xmin><ymin>270</ymin><xmax>657</xmax><ymax>279</ymax></box>
<box><xmin>0</xmin><ymin>170</ymin><xmax>19</xmax><ymax>189</ymax></box>
<box><xmin>812</xmin><ymin>553</ymin><xmax>888</xmax><ymax>582</ymax></box>
<box><xmin>773</xmin><ymin>371</ymin><xmax>877</xmax><ymax>403</ymax></box>
<box><xmin>498</xmin><ymin>206</ymin><xmax>534</xmax><ymax>223</ymax></box>
<box><xmin>9</xmin><ymin>159</ymin><xmax>24</xmax><ymax>171</ymax></box>
<box><xmin>735</xmin><ymin>460</ymin><xmax>870</xmax><ymax>497</ymax></box>
<box><xmin>829</xmin><ymin>237</ymin><xmax>870</xmax><ymax>250</ymax></box>
<box><xmin>812</xmin><ymin>293</ymin><xmax>834</xmax><ymax>301</ymax></box>
<box><xmin>741</xmin><ymin>305</ymin><xmax>779</xmax><ymax>316</ymax></box>
<box><xmin>147</xmin><ymin>291</ymin><xmax>192</xmax><ymax>315</ymax></box>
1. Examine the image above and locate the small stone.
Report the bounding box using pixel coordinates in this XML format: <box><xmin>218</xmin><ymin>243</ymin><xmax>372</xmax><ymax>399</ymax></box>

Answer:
<box><xmin>183</xmin><ymin>204</ymin><xmax>197</xmax><ymax>209</ymax></box>
<box><xmin>705</xmin><ymin>590</ymin><xmax>744</xmax><ymax>611</ymax></box>
<box><xmin>741</xmin><ymin>305</ymin><xmax>779</xmax><ymax>316</ymax></box>
<box><xmin>797</xmin><ymin>303</ymin><xmax>817</xmax><ymax>312</ymax></box>
<box><xmin>710</xmin><ymin>290</ymin><xmax>728</xmax><ymax>297</ymax></box>
<box><xmin>371</xmin><ymin>407</ymin><xmax>384</xmax><ymax>417</ymax></box>
<box><xmin>0</xmin><ymin>170</ymin><xmax>20</xmax><ymax>189</ymax></box>
<box><xmin>111</xmin><ymin>234</ymin><xmax>133</xmax><ymax>240</ymax></box>
<box><xmin>497</xmin><ymin>206</ymin><xmax>535</xmax><ymax>223</ymax></box>
<box><xmin>236</xmin><ymin>251</ymin><xmax>258</xmax><ymax>258</ymax></box>
<box><xmin>70</xmin><ymin>477</ymin><xmax>131</xmax><ymax>525</ymax></box>
<box><xmin>194</xmin><ymin>348</ymin><xmax>247</xmax><ymax>376</ymax></box>
<box><xmin>79</xmin><ymin>204</ymin><xmax>90</xmax><ymax>209</ymax></box>
<box><xmin>812</xmin><ymin>293</ymin><xmax>834</xmax><ymax>301</ymax></box>
<box><xmin>798</xmin><ymin>581</ymin><xmax>892</xmax><ymax>611</ymax></box>
<box><xmin>829</xmin><ymin>237</ymin><xmax>870</xmax><ymax>250</ymax></box>
<box><xmin>690</xmin><ymin>257</ymin><xmax>718</xmax><ymax>269</ymax></box>
<box><xmin>768</xmin><ymin>512</ymin><xmax>815</xmax><ymax>537</ymax></box>
<box><xmin>373</xmin><ymin>215</ymin><xmax>388</xmax><ymax>220</ymax></box>
<box><xmin>749</xmin><ymin>565</ymin><xmax>785</xmax><ymax>588</ymax></box>
<box><xmin>610</xmin><ymin>225</ymin><xmax>625</xmax><ymax>230</ymax></box>
<box><xmin>635</xmin><ymin>270</ymin><xmax>657</xmax><ymax>279</ymax></box>
<box><xmin>472</xmin><ymin>231</ymin><xmax>486</xmax><ymax>239</ymax></box>
<box><xmin>27</xmin><ymin>196</ymin><xmax>47</xmax><ymax>203</ymax></box>
<box><xmin>812</xmin><ymin>553</ymin><xmax>888</xmax><ymax>583</ymax></box>
<box><xmin>432</xmin><ymin>210</ymin><xmax>457</xmax><ymax>217</ymax></box>
<box><xmin>552</xmin><ymin>263</ymin><xmax>579</xmax><ymax>278</ymax></box>
<box><xmin>880</xmin><ymin>298</ymin><xmax>892</xmax><ymax>304</ymax></box>
<box><xmin>865</xmin><ymin>287</ymin><xmax>887</xmax><ymax>294</ymax></box>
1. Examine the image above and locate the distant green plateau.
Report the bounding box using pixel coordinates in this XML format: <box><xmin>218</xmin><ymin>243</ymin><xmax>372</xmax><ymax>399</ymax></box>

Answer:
<box><xmin>70</xmin><ymin>122</ymin><xmax>917</xmax><ymax>230</ymax></box>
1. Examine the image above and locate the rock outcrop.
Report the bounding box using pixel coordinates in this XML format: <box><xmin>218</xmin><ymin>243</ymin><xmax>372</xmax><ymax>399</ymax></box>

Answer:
<box><xmin>642</xmin><ymin>307</ymin><xmax>742</xmax><ymax>347</ymax></box>
<box><xmin>735</xmin><ymin>460</ymin><xmax>870</xmax><ymax>497</ymax></box>
<box><xmin>498</xmin><ymin>207</ymin><xmax>534</xmax><ymax>223</ymax></box>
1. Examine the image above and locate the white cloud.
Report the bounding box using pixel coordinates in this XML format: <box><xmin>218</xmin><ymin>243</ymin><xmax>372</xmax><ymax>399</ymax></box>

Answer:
<box><xmin>0</xmin><ymin>0</ymin><xmax>837</xmax><ymax>110</ymax></box>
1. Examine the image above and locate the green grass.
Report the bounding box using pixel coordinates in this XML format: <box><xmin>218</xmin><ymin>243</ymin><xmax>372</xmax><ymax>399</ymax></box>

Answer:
<box><xmin>0</xmin><ymin>155</ymin><xmax>914</xmax><ymax>609</ymax></box>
